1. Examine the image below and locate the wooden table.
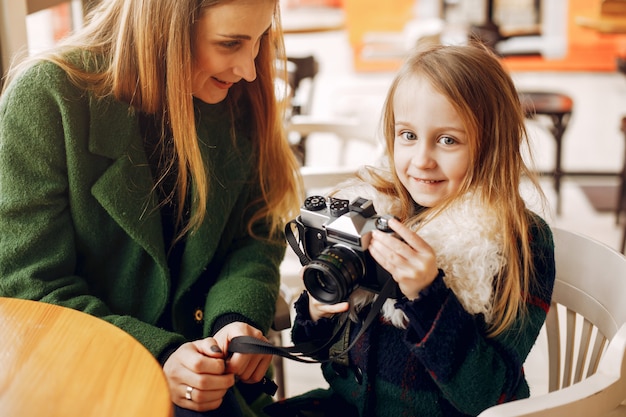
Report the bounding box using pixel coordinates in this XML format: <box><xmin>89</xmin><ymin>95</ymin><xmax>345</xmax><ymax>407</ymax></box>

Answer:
<box><xmin>0</xmin><ymin>297</ymin><xmax>173</xmax><ymax>417</ymax></box>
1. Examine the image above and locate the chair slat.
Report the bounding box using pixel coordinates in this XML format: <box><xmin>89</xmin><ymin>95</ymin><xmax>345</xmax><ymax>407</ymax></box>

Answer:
<box><xmin>546</xmin><ymin>301</ymin><xmax>561</xmax><ymax>392</ymax></box>
<box><xmin>573</xmin><ymin>318</ymin><xmax>593</xmax><ymax>383</ymax></box>
<box><xmin>562</xmin><ymin>308</ymin><xmax>577</xmax><ymax>388</ymax></box>
<box><xmin>587</xmin><ymin>330</ymin><xmax>608</xmax><ymax>378</ymax></box>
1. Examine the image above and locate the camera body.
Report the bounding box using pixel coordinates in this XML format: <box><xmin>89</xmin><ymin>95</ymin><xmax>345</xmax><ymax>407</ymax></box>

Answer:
<box><xmin>287</xmin><ymin>195</ymin><xmax>401</xmax><ymax>304</ymax></box>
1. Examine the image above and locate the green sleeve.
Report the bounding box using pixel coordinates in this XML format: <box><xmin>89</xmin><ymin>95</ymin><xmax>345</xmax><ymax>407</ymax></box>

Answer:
<box><xmin>0</xmin><ymin>62</ymin><xmax>185</xmax><ymax>358</ymax></box>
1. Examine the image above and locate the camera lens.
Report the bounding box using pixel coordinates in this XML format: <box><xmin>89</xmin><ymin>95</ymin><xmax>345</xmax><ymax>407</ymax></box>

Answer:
<box><xmin>302</xmin><ymin>245</ymin><xmax>364</xmax><ymax>304</ymax></box>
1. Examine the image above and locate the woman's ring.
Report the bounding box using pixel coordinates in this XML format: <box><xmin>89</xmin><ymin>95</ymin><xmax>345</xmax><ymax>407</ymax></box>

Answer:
<box><xmin>185</xmin><ymin>385</ymin><xmax>194</xmax><ymax>401</ymax></box>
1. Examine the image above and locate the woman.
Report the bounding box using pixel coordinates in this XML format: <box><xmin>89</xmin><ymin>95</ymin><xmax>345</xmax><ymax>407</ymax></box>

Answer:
<box><xmin>0</xmin><ymin>0</ymin><xmax>302</xmax><ymax>415</ymax></box>
<box><xmin>275</xmin><ymin>42</ymin><xmax>555</xmax><ymax>417</ymax></box>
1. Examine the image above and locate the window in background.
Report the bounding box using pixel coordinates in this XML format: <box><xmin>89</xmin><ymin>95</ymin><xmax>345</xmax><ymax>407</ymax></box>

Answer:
<box><xmin>494</xmin><ymin>0</ymin><xmax>541</xmax><ymax>37</ymax></box>
<box><xmin>26</xmin><ymin>0</ymin><xmax>84</xmax><ymax>56</ymax></box>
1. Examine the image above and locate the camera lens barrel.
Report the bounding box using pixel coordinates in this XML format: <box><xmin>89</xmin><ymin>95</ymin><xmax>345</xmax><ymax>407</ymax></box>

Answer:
<box><xmin>302</xmin><ymin>244</ymin><xmax>365</xmax><ymax>304</ymax></box>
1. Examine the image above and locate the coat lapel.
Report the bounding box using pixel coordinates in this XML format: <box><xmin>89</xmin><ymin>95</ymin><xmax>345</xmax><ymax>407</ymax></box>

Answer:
<box><xmin>177</xmin><ymin>104</ymin><xmax>254</xmax><ymax>288</ymax></box>
<box><xmin>87</xmin><ymin>97</ymin><xmax>167</xmax><ymax>270</ymax></box>
<box><xmin>85</xmin><ymin>96</ymin><xmax>254</xmax><ymax>293</ymax></box>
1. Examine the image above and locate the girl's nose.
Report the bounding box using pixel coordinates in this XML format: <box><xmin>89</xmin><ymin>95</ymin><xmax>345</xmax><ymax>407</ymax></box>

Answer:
<box><xmin>410</xmin><ymin>142</ymin><xmax>437</xmax><ymax>169</ymax></box>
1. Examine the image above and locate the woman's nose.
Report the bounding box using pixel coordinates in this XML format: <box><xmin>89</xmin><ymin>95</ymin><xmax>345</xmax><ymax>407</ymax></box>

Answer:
<box><xmin>233</xmin><ymin>50</ymin><xmax>257</xmax><ymax>82</ymax></box>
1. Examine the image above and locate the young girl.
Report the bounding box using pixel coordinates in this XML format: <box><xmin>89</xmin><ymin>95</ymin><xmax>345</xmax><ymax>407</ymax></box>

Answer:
<box><xmin>280</xmin><ymin>42</ymin><xmax>556</xmax><ymax>417</ymax></box>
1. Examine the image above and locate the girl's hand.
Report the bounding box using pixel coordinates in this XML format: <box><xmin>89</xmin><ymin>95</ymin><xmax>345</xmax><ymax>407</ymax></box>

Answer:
<box><xmin>298</xmin><ymin>267</ymin><xmax>349</xmax><ymax>321</ymax></box>
<box><xmin>368</xmin><ymin>217</ymin><xmax>439</xmax><ymax>300</ymax></box>
<box><xmin>212</xmin><ymin>322</ymin><xmax>273</xmax><ymax>384</ymax></box>
<box><xmin>308</xmin><ymin>294</ymin><xmax>349</xmax><ymax>322</ymax></box>
<box><xmin>163</xmin><ymin>338</ymin><xmax>235</xmax><ymax>412</ymax></box>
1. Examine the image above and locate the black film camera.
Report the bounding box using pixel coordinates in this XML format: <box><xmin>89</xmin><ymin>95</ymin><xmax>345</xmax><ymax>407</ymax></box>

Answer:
<box><xmin>286</xmin><ymin>195</ymin><xmax>401</xmax><ymax>304</ymax></box>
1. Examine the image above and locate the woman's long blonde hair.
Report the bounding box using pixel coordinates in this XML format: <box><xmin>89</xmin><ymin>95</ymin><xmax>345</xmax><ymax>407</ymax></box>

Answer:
<box><xmin>5</xmin><ymin>0</ymin><xmax>302</xmax><ymax>239</ymax></box>
<box><xmin>369</xmin><ymin>42</ymin><xmax>547</xmax><ymax>336</ymax></box>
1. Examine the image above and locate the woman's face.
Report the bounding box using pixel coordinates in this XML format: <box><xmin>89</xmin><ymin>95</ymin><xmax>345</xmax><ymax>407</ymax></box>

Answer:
<box><xmin>191</xmin><ymin>0</ymin><xmax>274</xmax><ymax>104</ymax></box>
<box><xmin>393</xmin><ymin>75</ymin><xmax>470</xmax><ymax>208</ymax></box>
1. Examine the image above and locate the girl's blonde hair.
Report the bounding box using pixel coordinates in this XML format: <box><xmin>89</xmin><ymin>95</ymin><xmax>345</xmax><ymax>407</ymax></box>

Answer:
<box><xmin>5</xmin><ymin>0</ymin><xmax>302</xmax><ymax>239</ymax></box>
<box><xmin>369</xmin><ymin>42</ymin><xmax>547</xmax><ymax>336</ymax></box>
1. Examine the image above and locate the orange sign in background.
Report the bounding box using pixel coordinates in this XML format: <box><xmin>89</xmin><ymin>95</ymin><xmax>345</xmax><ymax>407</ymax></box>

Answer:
<box><xmin>341</xmin><ymin>0</ymin><xmax>626</xmax><ymax>72</ymax></box>
<box><xmin>502</xmin><ymin>0</ymin><xmax>626</xmax><ymax>72</ymax></box>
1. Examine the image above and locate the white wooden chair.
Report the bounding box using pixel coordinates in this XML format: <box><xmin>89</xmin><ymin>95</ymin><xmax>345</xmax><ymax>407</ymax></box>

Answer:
<box><xmin>479</xmin><ymin>227</ymin><xmax>626</xmax><ymax>416</ymax></box>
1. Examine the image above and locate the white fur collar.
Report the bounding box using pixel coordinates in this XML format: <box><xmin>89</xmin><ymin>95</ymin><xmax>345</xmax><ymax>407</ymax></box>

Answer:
<box><xmin>332</xmin><ymin>181</ymin><xmax>505</xmax><ymax>329</ymax></box>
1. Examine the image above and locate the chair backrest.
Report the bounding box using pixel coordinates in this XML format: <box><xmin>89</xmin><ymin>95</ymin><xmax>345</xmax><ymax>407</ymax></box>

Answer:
<box><xmin>479</xmin><ymin>227</ymin><xmax>626</xmax><ymax>417</ymax></box>
<box><xmin>286</xmin><ymin>55</ymin><xmax>319</xmax><ymax>117</ymax></box>
<box><xmin>547</xmin><ymin>228</ymin><xmax>626</xmax><ymax>390</ymax></box>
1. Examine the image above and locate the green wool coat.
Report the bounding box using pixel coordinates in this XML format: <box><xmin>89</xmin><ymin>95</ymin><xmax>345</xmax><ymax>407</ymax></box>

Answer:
<box><xmin>0</xmin><ymin>60</ymin><xmax>285</xmax><ymax>362</ymax></box>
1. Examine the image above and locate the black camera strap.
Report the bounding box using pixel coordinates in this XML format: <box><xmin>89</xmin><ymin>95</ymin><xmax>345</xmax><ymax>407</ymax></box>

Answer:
<box><xmin>284</xmin><ymin>219</ymin><xmax>310</xmax><ymax>267</ymax></box>
<box><xmin>227</xmin><ymin>277</ymin><xmax>397</xmax><ymax>364</ymax></box>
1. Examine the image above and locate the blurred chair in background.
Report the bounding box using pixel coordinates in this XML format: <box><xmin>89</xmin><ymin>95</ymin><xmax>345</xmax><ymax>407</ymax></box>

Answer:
<box><xmin>285</xmin><ymin>54</ymin><xmax>319</xmax><ymax>165</ymax></box>
<box><xmin>284</xmin><ymin>53</ymin><xmax>385</xmax><ymax>170</ymax></box>
<box><xmin>518</xmin><ymin>91</ymin><xmax>573</xmax><ymax>216</ymax></box>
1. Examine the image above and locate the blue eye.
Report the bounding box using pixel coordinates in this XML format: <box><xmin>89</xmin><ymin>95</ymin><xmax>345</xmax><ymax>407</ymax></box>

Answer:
<box><xmin>439</xmin><ymin>136</ymin><xmax>456</xmax><ymax>145</ymax></box>
<box><xmin>401</xmin><ymin>131</ymin><xmax>417</xmax><ymax>141</ymax></box>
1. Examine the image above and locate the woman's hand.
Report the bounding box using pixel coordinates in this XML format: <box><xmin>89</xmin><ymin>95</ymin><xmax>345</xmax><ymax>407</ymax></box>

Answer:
<box><xmin>212</xmin><ymin>322</ymin><xmax>272</xmax><ymax>384</ymax></box>
<box><xmin>163</xmin><ymin>338</ymin><xmax>235</xmax><ymax>412</ymax></box>
<box><xmin>368</xmin><ymin>217</ymin><xmax>439</xmax><ymax>300</ymax></box>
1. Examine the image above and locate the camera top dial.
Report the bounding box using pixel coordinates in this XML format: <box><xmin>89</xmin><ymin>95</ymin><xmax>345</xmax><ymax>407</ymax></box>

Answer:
<box><xmin>303</xmin><ymin>195</ymin><xmax>327</xmax><ymax>211</ymax></box>
<box><xmin>329</xmin><ymin>198</ymin><xmax>349</xmax><ymax>217</ymax></box>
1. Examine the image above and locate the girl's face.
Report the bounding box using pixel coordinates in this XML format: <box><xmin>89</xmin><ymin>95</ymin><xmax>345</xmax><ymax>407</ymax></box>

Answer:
<box><xmin>393</xmin><ymin>75</ymin><xmax>470</xmax><ymax>208</ymax></box>
<box><xmin>191</xmin><ymin>0</ymin><xmax>274</xmax><ymax>104</ymax></box>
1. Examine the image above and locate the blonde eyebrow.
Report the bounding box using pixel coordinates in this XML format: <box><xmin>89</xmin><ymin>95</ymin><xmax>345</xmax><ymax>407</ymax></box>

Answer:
<box><xmin>217</xmin><ymin>25</ymin><xmax>271</xmax><ymax>41</ymax></box>
<box><xmin>217</xmin><ymin>33</ymin><xmax>251</xmax><ymax>40</ymax></box>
